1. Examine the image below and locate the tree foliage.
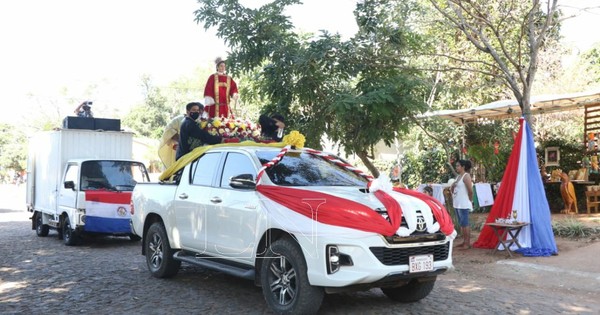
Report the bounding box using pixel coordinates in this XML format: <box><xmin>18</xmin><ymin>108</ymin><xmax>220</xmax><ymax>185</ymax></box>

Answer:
<box><xmin>194</xmin><ymin>0</ymin><xmax>430</xmax><ymax>176</ymax></box>
<box><xmin>426</xmin><ymin>0</ymin><xmax>561</xmax><ymax>126</ymax></box>
<box><xmin>0</xmin><ymin>123</ymin><xmax>27</xmax><ymax>180</ymax></box>
<box><xmin>122</xmin><ymin>75</ymin><xmax>171</xmax><ymax>139</ymax></box>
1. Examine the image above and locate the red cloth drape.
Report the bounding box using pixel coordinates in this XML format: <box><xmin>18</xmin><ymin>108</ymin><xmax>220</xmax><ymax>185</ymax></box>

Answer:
<box><xmin>473</xmin><ymin>119</ymin><xmax>524</xmax><ymax>249</ymax></box>
<box><xmin>392</xmin><ymin>187</ymin><xmax>455</xmax><ymax>236</ymax></box>
<box><xmin>257</xmin><ymin>185</ymin><xmax>402</xmax><ymax>236</ymax></box>
<box><xmin>257</xmin><ymin>185</ymin><xmax>455</xmax><ymax>237</ymax></box>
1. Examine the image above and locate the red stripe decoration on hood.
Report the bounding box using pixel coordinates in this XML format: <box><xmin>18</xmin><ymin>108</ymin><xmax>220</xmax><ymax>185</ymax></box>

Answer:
<box><xmin>257</xmin><ymin>185</ymin><xmax>402</xmax><ymax>236</ymax></box>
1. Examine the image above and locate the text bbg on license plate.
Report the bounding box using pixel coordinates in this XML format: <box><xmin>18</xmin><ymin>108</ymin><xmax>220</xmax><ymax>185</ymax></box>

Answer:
<box><xmin>409</xmin><ymin>254</ymin><xmax>433</xmax><ymax>273</ymax></box>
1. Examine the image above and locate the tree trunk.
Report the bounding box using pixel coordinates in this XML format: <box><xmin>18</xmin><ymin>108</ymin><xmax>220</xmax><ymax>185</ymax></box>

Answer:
<box><xmin>520</xmin><ymin>91</ymin><xmax>533</xmax><ymax>132</ymax></box>
<box><xmin>356</xmin><ymin>150</ymin><xmax>380</xmax><ymax>179</ymax></box>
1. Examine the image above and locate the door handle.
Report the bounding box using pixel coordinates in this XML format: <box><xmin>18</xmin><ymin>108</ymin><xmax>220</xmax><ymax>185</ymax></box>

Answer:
<box><xmin>210</xmin><ymin>197</ymin><xmax>222</xmax><ymax>204</ymax></box>
<box><xmin>178</xmin><ymin>193</ymin><xmax>188</xmax><ymax>199</ymax></box>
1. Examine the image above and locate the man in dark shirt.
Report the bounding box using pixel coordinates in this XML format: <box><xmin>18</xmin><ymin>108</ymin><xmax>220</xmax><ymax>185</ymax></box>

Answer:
<box><xmin>175</xmin><ymin>102</ymin><xmax>223</xmax><ymax>160</ymax></box>
<box><xmin>259</xmin><ymin>113</ymin><xmax>285</xmax><ymax>142</ymax></box>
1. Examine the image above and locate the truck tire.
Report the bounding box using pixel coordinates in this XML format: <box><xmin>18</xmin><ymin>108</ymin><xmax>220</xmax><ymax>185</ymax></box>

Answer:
<box><xmin>260</xmin><ymin>236</ymin><xmax>324</xmax><ymax>314</ymax></box>
<box><xmin>145</xmin><ymin>222</ymin><xmax>180</xmax><ymax>278</ymax></box>
<box><xmin>62</xmin><ymin>216</ymin><xmax>80</xmax><ymax>246</ymax></box>
<box><xmin>381</xmin><ymin>277</ymin><xmax>437</xmax><ymax>303</ymax></box>
<box><xmin>35</xmin><ymin>213</ymin><xmax>49</xmax><ymax>237</ymax></box>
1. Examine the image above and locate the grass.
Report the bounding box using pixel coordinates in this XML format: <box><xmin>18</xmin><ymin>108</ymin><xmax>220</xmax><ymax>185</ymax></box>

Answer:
<box><xmin>466</xmin><ymin>214</ymin><xmax>600</xmax><ymax>240</ymax></box>
<box><xmin>552</xmin><ymin>218</ymin><xmax>600</xmax><ymax>239</ymax></box>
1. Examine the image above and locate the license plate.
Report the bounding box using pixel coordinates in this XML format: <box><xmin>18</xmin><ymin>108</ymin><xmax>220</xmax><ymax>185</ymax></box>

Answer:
<box><xmin>409</xmin><ymin>254</ymin><xmax>433</xmax><ymax>273</ymax></box>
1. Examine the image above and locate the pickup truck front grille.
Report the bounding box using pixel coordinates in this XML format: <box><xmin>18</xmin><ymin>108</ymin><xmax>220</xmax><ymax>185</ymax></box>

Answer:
<box><xmin>369</xmin><ymin>243</ymin><xmax>450</xmax><ymax>266</ymax></box>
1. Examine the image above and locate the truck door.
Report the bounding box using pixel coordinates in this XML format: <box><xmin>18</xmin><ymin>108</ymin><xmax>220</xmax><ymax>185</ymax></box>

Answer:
<box><xmin>206</xmin><ymin>152</ymin><xmax>260</xmax><ymax>262</ymax></box>
<box><xmin>58</xmin><ymin>163</ymin><xmax>79</xmax><ymax>215</ymax></box>
<box><xmin>173</xmin><ymin>152</ymin><xmax>222</xmax><ymax>252</ymax></box>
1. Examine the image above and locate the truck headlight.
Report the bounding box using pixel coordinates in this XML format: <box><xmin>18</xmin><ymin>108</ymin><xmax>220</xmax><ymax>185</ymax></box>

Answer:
<box><xmin>326</xmin><ymin>245</ymin><xmax>353</xmax><ymax>274</ymax></box>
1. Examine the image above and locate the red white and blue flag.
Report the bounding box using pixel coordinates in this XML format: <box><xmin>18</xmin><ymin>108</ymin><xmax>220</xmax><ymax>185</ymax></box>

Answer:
<box><xmin>84</xmin><ymin>191</ymin><xmax>132</xmax><ymax>234</ymax></box>
<box><xmin>474</xmin><ymin>118</ymin><xmax>558</xmax><ymax>256</ymax></box>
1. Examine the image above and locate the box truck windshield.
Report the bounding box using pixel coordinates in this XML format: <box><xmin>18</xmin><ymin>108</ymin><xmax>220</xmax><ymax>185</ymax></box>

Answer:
<box><xmin>80</xmin><ymin>160</ymin><xmax>149</xmax><ymax>192</ymax></box>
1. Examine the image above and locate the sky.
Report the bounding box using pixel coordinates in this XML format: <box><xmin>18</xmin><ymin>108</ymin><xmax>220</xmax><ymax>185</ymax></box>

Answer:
<box><xmin>0</xmin><ymin>0</ymin><xmax>598</xmax><ymax>123</ymax></box>
<box><xmin>0</xmin><ymin>0</ymin><xmax>358</xmax><ymax>122</ymax></box>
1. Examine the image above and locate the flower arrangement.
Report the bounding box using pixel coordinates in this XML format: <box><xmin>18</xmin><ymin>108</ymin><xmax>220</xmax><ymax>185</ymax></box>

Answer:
<box><xmin>282</xmin><ymin>130</ymin><xmax>306</xmax><ymax>149</ymax></box>
<box><xmin>198</xmin><ymin>117</ymin><xmax>262</xmax><ymax>142</ymax></box>
<box><xmin>197</xmin><ymin>117</ymin><xmax>307</xmax><ymax>146</ymax></box>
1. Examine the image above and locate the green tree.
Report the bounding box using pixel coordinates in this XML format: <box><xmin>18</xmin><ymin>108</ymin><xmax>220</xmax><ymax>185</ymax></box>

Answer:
<box><xmin>194</xmin><ymin>0</ymin><xmax>430</xmax><ymax>176</ymax></box>
<box><xmin>0</xmin><ymin>123</ymin><xmax>27</xmax><ymax>179</ymax></box>
<box><xmin>426</xmin><ymin>0</ymin><xmax>561</xmax><ymax>127</ymax></box>
<box><xmin>122</xmin><ymin>75</ymin><xmax>171</xmax><ymax>139</ymax></box>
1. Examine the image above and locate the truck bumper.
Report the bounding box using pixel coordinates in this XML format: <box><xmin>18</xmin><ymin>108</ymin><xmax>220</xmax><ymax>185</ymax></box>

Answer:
<box><xmin>298</xmin><ymin>233</ymin><xmax>453</xmax><ymax>288</ymax></box>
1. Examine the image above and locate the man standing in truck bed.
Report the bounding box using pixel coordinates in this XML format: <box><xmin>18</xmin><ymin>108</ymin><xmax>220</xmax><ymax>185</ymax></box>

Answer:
<box><xmin>175</xmin><ymin>102</ymin><xmax>239</xmax><ymax>161</ymax></box>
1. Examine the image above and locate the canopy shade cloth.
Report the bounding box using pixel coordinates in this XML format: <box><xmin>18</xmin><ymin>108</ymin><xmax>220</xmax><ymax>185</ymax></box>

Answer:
<box><xmin>420</xmin><ymin>90</ymin><xmax>600</xmax><ymax>124</ymax></box>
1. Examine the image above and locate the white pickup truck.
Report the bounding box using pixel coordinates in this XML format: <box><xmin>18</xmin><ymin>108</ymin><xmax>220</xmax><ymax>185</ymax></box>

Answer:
<box><xmin>130</xmin><ymin>144</ymin><xmax>455</xmax><ymax>314</ymax></box>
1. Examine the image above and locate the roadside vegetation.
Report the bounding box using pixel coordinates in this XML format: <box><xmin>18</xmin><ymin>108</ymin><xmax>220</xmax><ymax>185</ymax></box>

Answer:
<box><xmin>467</xmin><ymin>215</ymin><xmax>600</xmax><ymax>240</ymax></box>
<box><xmin>552</xmin><ymin>218</ymin><xmax>600</xmax><ymax>240</ymax></box>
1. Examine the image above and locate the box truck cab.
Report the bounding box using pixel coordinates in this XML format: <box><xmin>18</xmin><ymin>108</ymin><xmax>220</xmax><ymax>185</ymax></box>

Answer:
<box><xmin>26</xmin><ymin>127</ymin><xmax>150</xmax><ymax>245</ymax></box>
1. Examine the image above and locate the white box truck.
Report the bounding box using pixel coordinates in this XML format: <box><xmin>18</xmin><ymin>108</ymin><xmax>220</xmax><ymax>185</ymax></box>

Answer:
<box><xmin>26</xmin><ymin>129</ymin><xmax>150</xmax><ymax>245</ymax></box>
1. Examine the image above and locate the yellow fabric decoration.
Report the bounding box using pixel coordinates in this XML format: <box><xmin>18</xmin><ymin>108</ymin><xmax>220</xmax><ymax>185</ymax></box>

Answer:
<box><xmin>158</xmin><ymin>114</ymin><xmax>185</xmax><ymax>169</ymax></box>
<box><xmin>159</xmin><ymin>141</ymin><xmax>285</xmax><ymax>181</ymax></box>
<box><xmin>282</xmin><ymin>131</ymin><xmax>306</xmax><ymax>149</ymax></box>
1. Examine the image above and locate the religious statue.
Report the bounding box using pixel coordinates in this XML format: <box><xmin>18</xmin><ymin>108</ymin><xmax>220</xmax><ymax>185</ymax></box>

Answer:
<box><xmin>203</xmin><ymin>57</ymin><xmax>239</xmax><ymax>119</ymax></box>
<box><xmin>560</xmin><ymin>171</ymin><xmax>578</xmax><ymax>214</ymax></box>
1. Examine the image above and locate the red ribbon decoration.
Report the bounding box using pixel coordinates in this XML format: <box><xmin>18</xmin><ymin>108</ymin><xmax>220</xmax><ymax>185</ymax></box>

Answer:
<box><xmin>255</xmin><ymin>146</ymin><xmax>454</xmax><ymax>237</ymax></box>
<box><xmin>257</xmin><ymin>185</ymin><xmax>402</xmax><ymax>236</ymax></box>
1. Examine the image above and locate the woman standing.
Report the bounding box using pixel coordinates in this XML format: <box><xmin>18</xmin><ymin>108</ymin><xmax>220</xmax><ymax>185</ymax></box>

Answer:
<box><xmin>451</xmin><ymin>159</ymin><xmax>474</xmax><ymax>249</ymax></box>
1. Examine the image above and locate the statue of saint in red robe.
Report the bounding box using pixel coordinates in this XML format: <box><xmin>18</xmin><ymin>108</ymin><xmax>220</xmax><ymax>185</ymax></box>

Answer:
<box><xmin>203</xmin><ymin>58</ymin><xmax>239</xmax><ymax>118</ymax></box>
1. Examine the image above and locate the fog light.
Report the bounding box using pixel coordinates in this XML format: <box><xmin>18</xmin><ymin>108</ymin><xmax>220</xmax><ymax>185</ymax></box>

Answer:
<box><xmin>327</xmin><ymin>245</ymin><xmax>341</xmax><ymax>274</ymax></box>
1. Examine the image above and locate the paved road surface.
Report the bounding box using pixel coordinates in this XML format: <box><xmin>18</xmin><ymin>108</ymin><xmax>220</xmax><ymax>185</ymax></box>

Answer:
<box><xmin>1</xmin><ymin>184</ymin><xmax>599</xmax><ymax>314</ymax></box>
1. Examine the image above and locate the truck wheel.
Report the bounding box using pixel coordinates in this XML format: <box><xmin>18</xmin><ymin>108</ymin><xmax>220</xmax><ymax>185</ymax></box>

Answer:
<box><xmin>381</xmin><ymin>277</ymin><xmax>437</xmax><ymax>303</ymax></box>
<box><xmin>35</xmin><ymin>213</ymin><xmax>49</xmax><ymax>237</ymax></box>
<box><xmin>145</xmin><ymin>222</ymin><xmax>180</xmax><ymax>278</ymax></box>
<box><xmin>260</xmin><ymin>236</ymin><xmax>324</xmax><ymax>314</ymax></box>
<box><xmin>62</xmin><ymin>216</ymin><xmax>80</xmax><ymax>246</ymax></box>
<box><xmin>129</xmin><ymin>234</ymin><xmax>142</xmax><ymax>241</ymax></box>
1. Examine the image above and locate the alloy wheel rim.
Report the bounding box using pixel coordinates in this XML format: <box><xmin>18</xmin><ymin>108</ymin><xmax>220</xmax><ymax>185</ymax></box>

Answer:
<box><xmin>149</xmin><ymin>233</ymin><xmax>163</xmax><ymax>269</ymax></box>
<box><xmin>268</xmin><ymin>255</ymin><xmax>297</xmax><ymax>305</ymax></box>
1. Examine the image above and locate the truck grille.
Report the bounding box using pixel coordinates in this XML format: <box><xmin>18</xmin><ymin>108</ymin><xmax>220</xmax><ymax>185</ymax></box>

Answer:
<box><xmin>369</xmin><ymin>243</ymin><xmax>450</xmax><ymax>266</ymax></box>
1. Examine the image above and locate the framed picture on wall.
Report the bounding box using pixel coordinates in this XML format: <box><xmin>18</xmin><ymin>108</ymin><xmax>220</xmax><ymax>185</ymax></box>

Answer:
<box><xmin>545</xmin><ymin>147</ymin><xmax>560</xmax><ymax>166</ymax></box>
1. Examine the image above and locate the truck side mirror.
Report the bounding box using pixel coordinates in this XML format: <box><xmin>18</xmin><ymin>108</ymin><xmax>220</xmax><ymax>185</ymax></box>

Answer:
<box><xmin>229</xmin><ymin>174</ymin><xmax>256</xmax><ymax>190</ymax></box>
<box><xmin>64</xmin><ymin>181</ymin><xmax>75</xmax><ymax>190</ymax></box>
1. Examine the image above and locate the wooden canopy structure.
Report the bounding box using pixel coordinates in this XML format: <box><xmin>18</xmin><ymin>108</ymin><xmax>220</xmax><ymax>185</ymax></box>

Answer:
<box><xmin>420</xmin><ymin>90</ymin><xmax>600</xmax><ymax>125</ymax></box>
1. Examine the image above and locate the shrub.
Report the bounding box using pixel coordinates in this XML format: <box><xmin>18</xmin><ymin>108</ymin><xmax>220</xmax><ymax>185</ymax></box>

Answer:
<box><xmin>552</xmin><ymin>219</ymin><xmax>600</xmax><ymax>239</ymax></box>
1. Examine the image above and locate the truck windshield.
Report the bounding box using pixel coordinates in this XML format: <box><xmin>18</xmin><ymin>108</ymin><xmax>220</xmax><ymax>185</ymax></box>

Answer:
<box><xmin>256</xmin><ymin>151</ymin><xmax>368</xmax><ymax>187</ymax></box>
<box><xmin>80</xmin><ymin>161</ymin><xmax>149</xmax><ymax>191</ymax></box>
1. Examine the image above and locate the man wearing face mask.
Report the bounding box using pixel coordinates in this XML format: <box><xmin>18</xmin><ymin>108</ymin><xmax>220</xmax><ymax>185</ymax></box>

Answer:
<box><xmin>176</xmin><ymin>102</ymin><xmax>229</xmax><ymax>161</ymax></box>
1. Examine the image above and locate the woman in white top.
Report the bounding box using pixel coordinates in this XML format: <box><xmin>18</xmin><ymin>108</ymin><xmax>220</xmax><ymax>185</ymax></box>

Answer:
<box><xmin>451</xmin><ymin>159</ymin><xmax>473</xmax><ymax>249</ymax></box>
